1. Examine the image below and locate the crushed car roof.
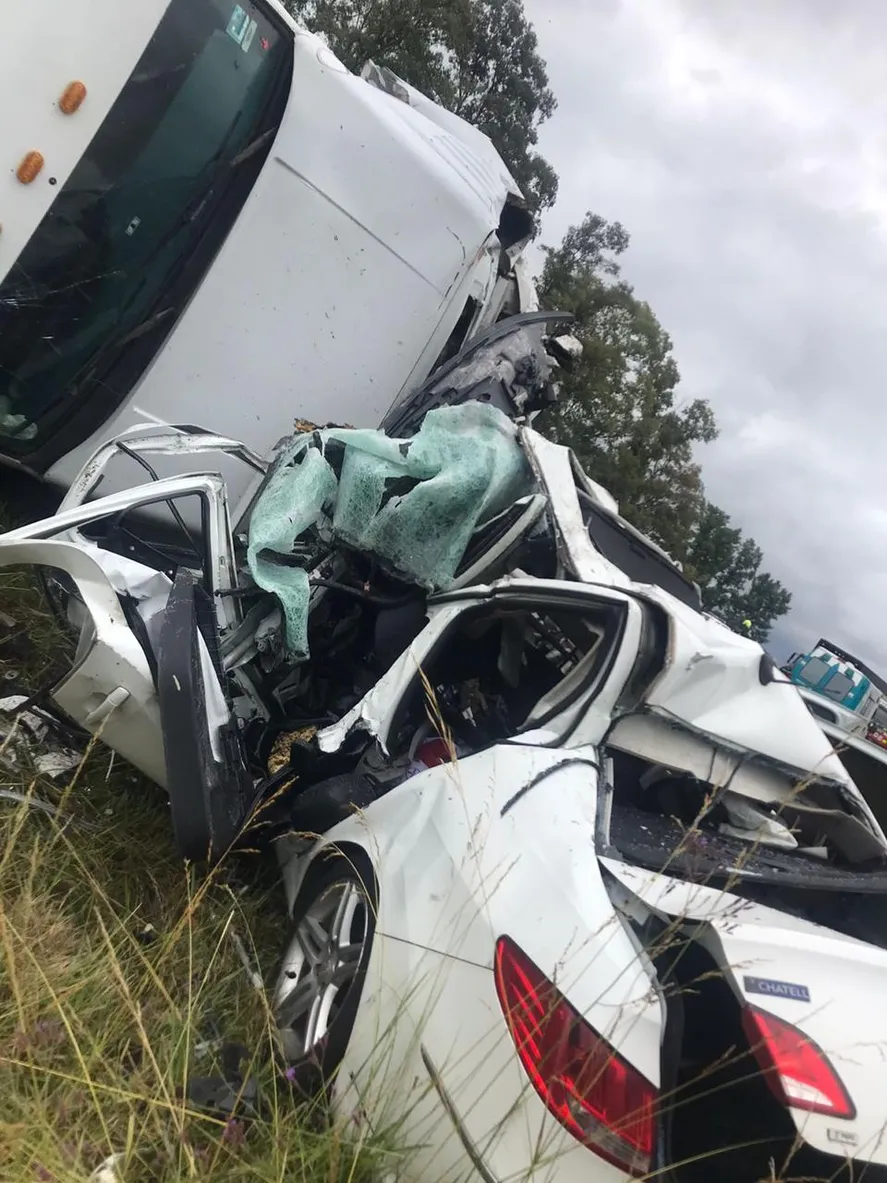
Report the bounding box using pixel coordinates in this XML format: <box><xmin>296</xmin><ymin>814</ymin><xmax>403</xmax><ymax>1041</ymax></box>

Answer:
<box><xmin>633</xmin><ymin>588</ymin><xmax>858</xmax><ymax>793</ymax></box>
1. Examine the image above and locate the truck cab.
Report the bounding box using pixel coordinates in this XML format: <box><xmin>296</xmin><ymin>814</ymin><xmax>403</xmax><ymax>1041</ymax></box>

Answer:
<box><xmin>785</xmin><ymin>644</ymin><xmax>881</xmax><ymax>723</ymax></box>
<box><xmin>0</xmin><ymin>0</ymin><xmax>536</xmax><ymax>511</ymax></box>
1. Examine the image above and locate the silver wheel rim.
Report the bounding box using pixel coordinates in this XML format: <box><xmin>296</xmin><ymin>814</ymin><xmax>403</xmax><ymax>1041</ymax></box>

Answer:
<box><xmin>274</xmin><ymin>879</ymin><xmax>368</xmax><ymax>1063</ymax></box>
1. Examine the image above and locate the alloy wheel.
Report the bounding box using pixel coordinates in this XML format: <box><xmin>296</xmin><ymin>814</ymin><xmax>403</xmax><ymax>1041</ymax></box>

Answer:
<box><xmin>274</xmin><ymin>878</ymin><xmax>369</xmax><ymax>1063</ymax></box>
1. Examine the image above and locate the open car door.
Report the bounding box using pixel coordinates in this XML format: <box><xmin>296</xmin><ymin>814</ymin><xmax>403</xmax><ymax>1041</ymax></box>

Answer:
<box><xmin>0</xmin><ymin>535</ymin><xmax>166</xmax><ymax>785</ymax></box>
<box><xmin>155</xmin><ymin>569</ymin><xmax>255</xmax><ymax>860</ymax></box>
<box><xmin>0</xmin><ymin>428</ymin><xmax>263</xmax><ymax>862</ymax></box>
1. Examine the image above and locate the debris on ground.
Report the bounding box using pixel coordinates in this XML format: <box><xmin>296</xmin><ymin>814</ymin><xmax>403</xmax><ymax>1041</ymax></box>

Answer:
<box><xmin>0</xmin><ymin>696</ymin><xmax>83</xmax><ymax>780</ymax></box>
<box><xmin>0</xmin><ymin>788</ymin><xmax>77</xmax><ymax>825</ymax></box>
<box><xmin>88</xmin><ymin>1155</ymin><xmax>123</xmax><ymax>1183</ymax></box>
<box><xmin>183</xmin><ymin>1041</ymin><xmax>260</xmax><ymax>1119</ymax></box>
<box><xmin>0</xmin><ymin>610</ymin><xmax>35</xmax><ymax>665</ymax></box>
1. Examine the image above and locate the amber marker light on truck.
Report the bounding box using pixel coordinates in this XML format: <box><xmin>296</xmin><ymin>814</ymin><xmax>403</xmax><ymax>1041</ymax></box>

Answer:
<box><xmin>59</xmin><ymin>81</ymin><xmax>87</xmax><ymax>114</ymax></box>
<box><xmin>16</xmin><ymin>151</ymin><xmax>44</xmax><ymax>183</ymax></box>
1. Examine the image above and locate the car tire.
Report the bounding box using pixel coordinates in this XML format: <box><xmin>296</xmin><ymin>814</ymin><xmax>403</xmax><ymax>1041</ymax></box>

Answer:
<box><xmin>272</xmin><ymin>847</ymin><xmax>378</xmax><ymax>1098</ymax></box>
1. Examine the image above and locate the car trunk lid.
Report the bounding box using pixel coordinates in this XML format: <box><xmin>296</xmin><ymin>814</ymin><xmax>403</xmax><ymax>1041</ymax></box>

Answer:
<box><xmin>603</xmin><ymin>859</ymin><xmax>887</xmax><ymax>1166</ymax></box>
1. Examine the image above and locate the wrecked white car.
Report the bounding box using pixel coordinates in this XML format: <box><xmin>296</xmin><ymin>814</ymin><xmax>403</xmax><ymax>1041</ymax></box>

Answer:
<box><xmin>3</xmin><ymin>316</ymin><xmax>887</xmax><ymax>1183</ymax></box>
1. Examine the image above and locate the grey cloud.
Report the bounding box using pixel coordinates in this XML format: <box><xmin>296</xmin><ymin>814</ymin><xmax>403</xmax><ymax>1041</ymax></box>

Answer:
<box><xmin>523</xmin><ymin>0</ymin><xmax>887</xmax><ymax>665</ymax></box>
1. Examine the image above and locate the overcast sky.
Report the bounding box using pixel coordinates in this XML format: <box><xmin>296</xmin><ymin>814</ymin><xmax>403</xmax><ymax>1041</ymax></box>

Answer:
<box><xmin>522</xmin><ymin>0</ymin><xmax>887</xmax><ymax>666</ymax></box>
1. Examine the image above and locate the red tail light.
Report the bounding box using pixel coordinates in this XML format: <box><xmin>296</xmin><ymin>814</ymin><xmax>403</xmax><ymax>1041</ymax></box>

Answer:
<box><xmin>742</xmin><ymin>1007</ymin><xmax>856</xmax><ymax>1119</ymax></box>
<box><xmin>494</xmin><ymin>935</ymin><xmax>656</xmax><ymax>1177</ymax></box>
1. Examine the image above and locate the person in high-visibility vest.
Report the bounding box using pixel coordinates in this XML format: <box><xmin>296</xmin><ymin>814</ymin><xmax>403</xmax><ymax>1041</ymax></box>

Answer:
<box><xmin>741</xmin><ymin>619</ymin><xmax>753</xmax><ymax>637</ymax></box>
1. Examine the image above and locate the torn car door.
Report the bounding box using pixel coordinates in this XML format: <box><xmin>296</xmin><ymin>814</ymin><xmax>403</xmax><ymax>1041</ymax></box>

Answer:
<box><xmin>156</xmin><ymin>568</ymin><xmax>254</xmax><ymax>861</ymax></box>
<box><xmin>0</xmin><ymin>464</ymin><xmax>254</xmax><ymax>859</ymax></box>
<box><xmin>316</xmin><ymin>580</ymin><xmax>647</xmax><ymax>758</ymax></box>
<box><xmin>0</xmin><ymin>538</ymin><xmax>165</xmax><ymax>783</ymax></box>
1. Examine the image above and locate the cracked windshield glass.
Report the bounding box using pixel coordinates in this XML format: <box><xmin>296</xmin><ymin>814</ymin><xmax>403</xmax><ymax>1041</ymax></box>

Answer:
<box><xmin>0</xmin><ymin>0</ymin><xmax>287</xmax><ymax>450</ymax></box>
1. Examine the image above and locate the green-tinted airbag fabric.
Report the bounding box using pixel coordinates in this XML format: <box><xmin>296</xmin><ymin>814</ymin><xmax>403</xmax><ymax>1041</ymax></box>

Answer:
<box><xmin>247</xmin><ymin>403</ymin><xmax>531</xmax><ymax>657</ymax></box>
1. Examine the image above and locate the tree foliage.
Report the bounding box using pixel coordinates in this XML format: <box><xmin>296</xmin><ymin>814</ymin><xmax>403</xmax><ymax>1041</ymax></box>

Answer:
<box><xmin>683</xmin><ymin>503</ymin><xmax>792</xmax><ymax>643</ymax></box>
<box><xmin>277</xmin><ymin>4</ymin><xmax>791</xmax><ymax>641</ymax></box>
<box><xmin>537</xmin><ymin>212</ymin><xmax>716</xmax><ymax>560</ymax></box>
<box><xmin>283</xmin><ymin>0</ymin><xmax>558</xmax><ymax>212</ymax></box>
<box><xmin>435</xmin><ymin>0</ymin><xmax>558</xmax><ymax>213</ymax></box>
<box><xmin>537</xmin><ymin>212</ymin><xmax>792</xmax><ymax>643</ymax></box>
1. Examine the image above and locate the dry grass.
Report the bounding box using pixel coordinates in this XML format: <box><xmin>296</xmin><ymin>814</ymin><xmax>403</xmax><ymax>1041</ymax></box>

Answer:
<box><xmin>0</xmin><ymin>494</ymin><xmax>864</xmax><ymax>1183</ymax></box>
<box><xmin>0</xmin><ymin>506</ymin><xmax>389</xmax><ymax>1182</ymax></box>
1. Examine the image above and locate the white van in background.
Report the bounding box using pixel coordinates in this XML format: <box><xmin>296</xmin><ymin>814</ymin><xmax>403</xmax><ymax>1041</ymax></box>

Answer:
<box><xmin>0</xmin><ymin>0</ymin><xmax>536</xmax><ymax>508</ymax></box>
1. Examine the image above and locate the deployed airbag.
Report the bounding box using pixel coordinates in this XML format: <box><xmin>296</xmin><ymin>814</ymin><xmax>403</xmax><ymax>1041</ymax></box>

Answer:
<box><xmin>247</xmin><ymin>403</ymin><xmax>531</xmax><ymax>657</ymax></box>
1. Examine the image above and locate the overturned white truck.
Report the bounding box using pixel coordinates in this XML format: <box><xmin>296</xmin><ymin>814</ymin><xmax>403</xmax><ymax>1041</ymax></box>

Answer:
<box><xmin>0</xmin><ymin>0</ymin><xmax>538</xmax><ymax>517</ymax></box>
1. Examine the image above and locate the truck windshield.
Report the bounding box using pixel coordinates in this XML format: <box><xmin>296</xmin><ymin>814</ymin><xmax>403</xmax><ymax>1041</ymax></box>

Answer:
<box><xmin>0</xmin><ymin>0</ymin><xmax>292</xmax><ymax>455</ymax></box>
<box><xmin>821</xmin><ymin>669</ymin><xmax>855</xmax><ymax>703</ymax></box>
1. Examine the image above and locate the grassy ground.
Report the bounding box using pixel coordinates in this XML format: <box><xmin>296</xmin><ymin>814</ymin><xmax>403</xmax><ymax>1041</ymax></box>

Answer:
<box><xmin>0</xmin><ymin>510</ymin><xmax>387</xmax><ymax>1181</ymax></box>
<box><xmin>0</xmin><ymin>494</ymin><xmax>848</xmax><ymax>1183</ymax></box>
